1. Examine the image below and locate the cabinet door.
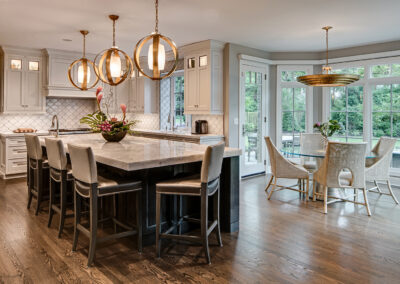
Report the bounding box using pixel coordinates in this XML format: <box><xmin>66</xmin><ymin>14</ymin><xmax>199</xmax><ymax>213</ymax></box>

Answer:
<box><xmin>129</xmin><ymin>78</ymin><xmax>138</xmax><ymax>112</ymax></box>
<box><xmin>24</xmin><ymin>57</ymin><xmax>43</xmax><ymax>112</ymax></box>
<box><xmin>184</xmin><ymin>56</ymin><xmax>198</xmax><ymax>111</ymax></box>
<box><xmin>197</xmin><ymin>58</ymin><xmax>211</xmax><ymax>111</ymax></box>
<box><xmin>50</xmin><ymin>58</ymin><xmax>73</xmax><ymax>87</ymax></box>
<box><xmin>143</xmin><ymin>78</ymin><xmax>158</xmax><ymax>113</ymax></box>
<box><xmin>115</xmin><ymin>79</ymin><xmax>130</xmax><ymax>113</ymax></box>
<box><xmin>4</xmin><ymin>68</ymin><xmax>24</xmax><ymax>112</ymax></box>
<box><xmin>136</xmin><ymin>77</ymin><xmax>145</xmax><ymax>113</ymax></box>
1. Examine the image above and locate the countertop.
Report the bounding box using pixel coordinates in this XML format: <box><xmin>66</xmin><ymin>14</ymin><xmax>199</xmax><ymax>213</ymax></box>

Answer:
<box><xmin>0</xmin><ymin>131</ymin><xmax>49</xmax><ymax>138</ymax></box>
<box><xmin>133</xmin><ymin>129</ymin><xmax>224</xmax><ymax>140</ymax></box>
<box><xmin>38</xmin><ymin>133</ymin><xmax>240</xmax><ymax>171</ymax></box>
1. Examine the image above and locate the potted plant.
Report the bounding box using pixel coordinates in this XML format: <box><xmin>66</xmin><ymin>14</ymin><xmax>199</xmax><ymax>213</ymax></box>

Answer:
<box><xmin>313</xmin><ymin>119</ymin><xmax>342</xmax><ymax>147</ymax></box>
<box><xmin>80</xmin><ymin>87</ymin><xmax>137</xmax><ymax>142</ymax></box>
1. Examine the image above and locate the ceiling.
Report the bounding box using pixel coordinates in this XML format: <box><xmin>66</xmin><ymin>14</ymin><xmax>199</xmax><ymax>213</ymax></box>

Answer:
<box><xmin>0</xmin><ymin>0</ymin><xmax>400</xmax><ymax>55</ymax></box>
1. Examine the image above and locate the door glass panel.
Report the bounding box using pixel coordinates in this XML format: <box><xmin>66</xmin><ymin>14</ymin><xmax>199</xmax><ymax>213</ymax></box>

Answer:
<box><xmin>10</xmin><ymin>59</ymin><xmax>22</xmax><ymax>70</ymax></box>
<box><xmin>244</xmin><ymin>71</ymin><xmax>263</xmax><ymax>166</ymax></box>
<box><xmin>29</xmin><ymin>61</ymin><xmax>39</xmax><ymax>71</ymax></box>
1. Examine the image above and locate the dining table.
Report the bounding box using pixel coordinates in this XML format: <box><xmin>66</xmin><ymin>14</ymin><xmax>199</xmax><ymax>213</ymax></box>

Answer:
<box><xmin>38</xmin><ymin>133</ymin><xmax>242</xmax><ymax>245</ymax></box>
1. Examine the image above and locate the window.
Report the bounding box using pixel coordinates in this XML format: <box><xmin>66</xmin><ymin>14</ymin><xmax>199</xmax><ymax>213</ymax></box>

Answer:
<box><xmin>277</xmin><ymin>66</ymin><xmax>313</xmax><ymax>153</ymax></box>
<box><xmin>330</xmin><ymin>86</ymin><xmax>364</xmax><ymax>142</ymax></box>
<box><xmin>10</xmin><ymin>59</ymin><xmax>22</xmax><ymax>70</ymax></box>
<box><xmin>29</xmin><ymin>61</ymin><xmax>39</xmax><ymax>71</ymax></box>
<box><xmin>323</xmin><ymin>58</ymin><xmax>400</xmax><ymax>174</ymax></box>
<box><xmin>160</xmin><ymin>72</ymin><xmax>189</xmax><ymax>130</ymax></box>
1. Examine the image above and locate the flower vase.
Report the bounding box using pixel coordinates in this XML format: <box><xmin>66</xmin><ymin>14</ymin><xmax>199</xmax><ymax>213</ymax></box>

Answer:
<box><xmin>323</xmin><ymin>136</ymin><xmax>329</xmax><ymax>149</ymax></box>
<box><xmin>102</xmin><ymin>131</ymin><xmax>127</xmax><ymax>142</ymax></box>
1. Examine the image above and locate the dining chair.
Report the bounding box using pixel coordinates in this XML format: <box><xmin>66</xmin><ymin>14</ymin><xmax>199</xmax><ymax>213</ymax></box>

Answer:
<box><xmin>25</xmin><ymin>134</ymin><xmax>49</xmax><ymax>215</ymax></box>
<box><xmin>365</xmin><ymin>137</ymin><xmax>398</xmax><ymax>204</ymax></box>
<box><xmin>68</xmin><ymin>144</ymin><xmax>143</xmax><ymax>267</ymax></box>
<box><xmin>155</xmin><ymin>143</ymin><xmax>225</xmax><ymax>264</ymax></box>
<box><xmin>45</xmin><ymin>138</ymin><xmax>74</xmax><ymax>238</ymax></box>
<box><xmin>264</xmin><ymin>137</ymin><xmax>309</xmax><ymax>200</ymax></box>
<box><xmin>313</xmin><ymin>141</ymin><xmax>371</xmax><ymax>216</ymax></box>
<box><xmin>300</xmin><ymin>133</ymin><xmax>325</xmax><ymax>172</ymax></box>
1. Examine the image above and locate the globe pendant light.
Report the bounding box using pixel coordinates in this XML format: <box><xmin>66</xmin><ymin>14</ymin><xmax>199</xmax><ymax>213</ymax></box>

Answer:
<box><xmin>297</xmin><ymin>27</ymin><xmax>360</xmax><ymax>87</ymax></box>
<box><xmin>94</xmin><ymin>15</ymin><xmax>133</xmax><ymax>86</ymax></box>
<box><xmin>134</xmin><ymin>0</ymin><xmax>178</xmax><ymax>80</ymax></box>
<box><xmin>68</xmin><ymin>30</ymin><xmax>99</xmax><ymax>90</ymax></box>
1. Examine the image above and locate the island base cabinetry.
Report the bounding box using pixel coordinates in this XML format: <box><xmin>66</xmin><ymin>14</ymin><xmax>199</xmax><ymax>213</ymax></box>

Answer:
<box><xmin>0</xmin><ymin>136</ymin><xmax>28</xmax><ymax>179</ymax></box>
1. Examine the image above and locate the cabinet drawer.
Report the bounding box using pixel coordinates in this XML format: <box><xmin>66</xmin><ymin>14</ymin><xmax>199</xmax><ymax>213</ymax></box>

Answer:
<box><xmin>8</xmin><ymin>145</ymin><xmax>27</xmax><ymax>159</ymax></box>
<box><xmin>7</xmin><ymin>137</ymin><xmax>26</xmax><ymax>147</ymax></box>
<box><xmin>6</xmin><ymin>158</ymin><xmax>27</xmax><ymax>174</ymax></box>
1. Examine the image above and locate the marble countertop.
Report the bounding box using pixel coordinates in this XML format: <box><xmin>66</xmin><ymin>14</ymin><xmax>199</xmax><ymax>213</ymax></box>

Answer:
<box><xmin>133</xmin><ymin>129</ymin><xmax>224</xmax><ymax>140</ymax></box>
<box><xmin>39</xmin><ymin>133</ymin><xmax>240</xmax><ymax>171</ymax></box>
<box><xmin>0</xmin><ymin>131</ymin><xmax>49</xmax><ymax>138</ymax></box>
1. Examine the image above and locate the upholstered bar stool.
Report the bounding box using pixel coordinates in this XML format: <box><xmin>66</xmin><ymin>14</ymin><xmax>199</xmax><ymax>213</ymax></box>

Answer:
<box><xmin>68</xmin><ymin>144</ymin><xmax>143</xmax><ymax>267</ymax></box>
<box><xmin>155</xmin><ymin>143</ymin><xmax>225</xmax><ymax>264</ymax></box>
<box><xmin>45</xmin><ymin>138</ymin><xmax>74</xmax><ymax>238</ymax></box>
<box><xmin>25</xmin><ymin>134</ymin><xmax>49</xmax><ymax>215</ymax></box>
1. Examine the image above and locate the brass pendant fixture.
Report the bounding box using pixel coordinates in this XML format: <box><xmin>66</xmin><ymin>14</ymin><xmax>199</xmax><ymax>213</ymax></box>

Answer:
<box><xmin>297</xmin><ymin>26</ymin><xmax>360</xmax><ymax>87</ymax></box>
<box><xmin>68</xmin><ymin>30</ymin><xmax>99</xmax><ymax>90</ymax></box>
<box><xmin>94</xmin><ymin>15</ymin><xmax>133</xmax><ymax>86</ymax></box>
<box><xmin>134</xmin><ymin>0</ymin><xmax>178</xmax><ymax>80</ymax></box>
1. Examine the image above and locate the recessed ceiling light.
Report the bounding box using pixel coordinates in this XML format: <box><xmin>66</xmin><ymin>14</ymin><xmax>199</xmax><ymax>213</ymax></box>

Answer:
<box><xmin>62</xmin><ymin>38</ymin><xmax>72</xmax><ymax>42</ymax></box>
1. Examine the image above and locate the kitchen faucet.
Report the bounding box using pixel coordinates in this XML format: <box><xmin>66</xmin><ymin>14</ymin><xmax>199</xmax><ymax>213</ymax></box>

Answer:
<box><xmin>50</xmin><ymin>115</ymin><xmax>59</xmax><ymax>137</ymax></box>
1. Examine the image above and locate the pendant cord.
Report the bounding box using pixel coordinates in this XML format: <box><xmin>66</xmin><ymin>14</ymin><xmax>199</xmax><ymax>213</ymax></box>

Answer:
<box><xmin>113</xmin><ymin>19</ymin><xmax>116</xmax><ymax>46</ymax></box>
<box><xmin>155</xmin><ymin>0</ymin><xmax>159</xmax><ymax>33</ymax></box>
<box><xmin>325</xmin><ymin>28</ymin><xmax>329</xmax><ymax>68</ymax></box>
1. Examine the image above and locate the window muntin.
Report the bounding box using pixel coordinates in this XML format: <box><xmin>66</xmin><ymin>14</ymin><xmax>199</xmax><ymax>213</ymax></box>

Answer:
<box><xmin>371</xmin><ymin>64</ymin><xmax>400</xmax><ymax>78</ymax></box>
<box><xmin>281</xmin><ymin>70</ymin><xmax>306</xmax><ymax>82</ymax></box>
<box><xmin>331</xmin><ymin>66</ymin><xmax>365</xmax><ymax>78</ymax></box>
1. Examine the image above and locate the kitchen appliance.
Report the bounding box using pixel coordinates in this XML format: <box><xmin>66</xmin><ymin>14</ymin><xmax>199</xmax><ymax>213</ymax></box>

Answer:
<box><xmin>195</xmin><ymin>120</ymin><xmax>208</xmax><ymax>134</ymax></box>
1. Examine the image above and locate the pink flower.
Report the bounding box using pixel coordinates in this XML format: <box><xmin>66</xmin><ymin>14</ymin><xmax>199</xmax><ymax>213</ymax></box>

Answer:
<box><xmin>315</xmin><ymin>122</ymin><xmax>321</xmax><ymax>127</ymax></box>
<box><xmin>120</xmin><ymin>104</ymin><xmax>127</xmax><ymax>114</ymax></box>
<box><xmin>97</xmin><ymin>93</ymin><xmax>103</xmax><ymax>104</ymax></box>
<box><xmin>111</xmin><ymin>117</ymin><xmax>118</xmax><ymax>122</ymax></box>
<box><xmin>99</xmin><ymin>121</ymin><xmax>112</xmax><ymax>132</ymax></box>
<box><xmin>96</xmin><ymin>86</ymin><xmax>103</xmax><ymax>96</ymax></box>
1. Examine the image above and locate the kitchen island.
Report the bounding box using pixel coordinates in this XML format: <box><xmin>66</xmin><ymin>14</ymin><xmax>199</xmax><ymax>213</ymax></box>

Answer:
<box><xmin>39</xmin><ymin>134</ymin><xmax>241</xmax><ymax>244</ymax></box>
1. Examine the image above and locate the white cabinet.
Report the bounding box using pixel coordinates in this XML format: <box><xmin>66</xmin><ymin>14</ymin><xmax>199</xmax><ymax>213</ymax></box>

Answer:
<box><xmin>0</xmin><ymin>136</ymin><xmax>28</xmax><ymax>179</ymax></box>
<box><xmin>0</xmin><ymin>47</ymin><xmax>45</xmax><ymax>114</ymax></box>
<box><xmin>129</xmin><ymin>75</ymin><xmax>158</xmax><ymax>114</ymax></box>
<box><xmin>44</xmin><ymin>49</ymin><xmax>98</xmax><ymax>98</ymax></box>
<box><xmin>183</xmin><ymin>40</ymin><xmax>224</xmax><ymax>115</ymax></box>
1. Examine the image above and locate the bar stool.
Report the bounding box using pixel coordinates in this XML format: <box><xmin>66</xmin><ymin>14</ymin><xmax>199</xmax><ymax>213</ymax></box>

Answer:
<box><xmin>156</xmin><ymin>143</ymin><xmax>225</xmax><ymax>264</ymax></box>
<box><xmin>68</xmin><ymin>144</ymin><xmax>143</xmax><ymax>267</ymax></box>
<box><xmin>45</xmin><ymin>138</ymin><xmax>74</xmax><ymax>238</ymax></box>
<box><xmin>25</xmin><ymin>134</ymin><xmax>49</xmax><ymax>215</ymax></box>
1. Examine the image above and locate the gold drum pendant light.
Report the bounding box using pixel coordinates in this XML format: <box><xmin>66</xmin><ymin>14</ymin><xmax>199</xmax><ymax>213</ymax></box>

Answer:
<box><xmin>134</xmin><ymin>0</ymin><xmax>178</xmax><ymax>80</ymax></box>
<box><xmin>95</xmin><ymin>15</ymin><xmax>133</xmax><ymax>86</ymax></box>
<box><xmin>68</xmin><ymin>30</ymin><xmax>99</xmax><ymax>90</ymax></box>
<box><xmin>297</xmin><ymin>26</ymin><xmax>360</xmax><ymax>87</ymax></box>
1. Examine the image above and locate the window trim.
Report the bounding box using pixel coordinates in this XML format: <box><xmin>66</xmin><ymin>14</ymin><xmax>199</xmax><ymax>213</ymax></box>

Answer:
<box><xmin>276</xmin><ymin>65</ymin><xmax>314</xmax><ymax>149</ymax></box>
<box><xmin>169</xmin><ymin>70</ymin><xmax>190</xmax><ymax>129</ymax></box>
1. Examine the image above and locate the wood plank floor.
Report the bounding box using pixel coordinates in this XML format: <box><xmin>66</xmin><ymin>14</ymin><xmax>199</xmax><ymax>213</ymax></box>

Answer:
<box><xmin>1</xmin><ymin>176</ymin><xmax>400</xmax><ymax>283</ymax></box>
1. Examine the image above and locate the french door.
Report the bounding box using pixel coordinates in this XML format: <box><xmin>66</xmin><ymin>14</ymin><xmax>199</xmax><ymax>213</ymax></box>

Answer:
<box><xmin>239</xmin><ymin>63</ymin><xmax>268</xmax><ymax>177</ymax></box>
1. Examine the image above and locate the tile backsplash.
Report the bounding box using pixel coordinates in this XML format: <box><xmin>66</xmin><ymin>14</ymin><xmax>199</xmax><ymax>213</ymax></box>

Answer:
<box><xmin>191</xmin><ymin>114</ymin><xmax>224</xmax><ymax>135</ymax></box>
<box><xmin>0</xmin><ymin>98</ymin><xmax>96</xmax><ymax>131</ymax></box>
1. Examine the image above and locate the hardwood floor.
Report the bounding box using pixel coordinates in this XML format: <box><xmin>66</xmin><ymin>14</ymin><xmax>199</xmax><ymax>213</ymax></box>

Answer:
<box><xmin>1</xmin><ymin>176</ymin><xmax>400</xmax><ymax>283</ymax></box>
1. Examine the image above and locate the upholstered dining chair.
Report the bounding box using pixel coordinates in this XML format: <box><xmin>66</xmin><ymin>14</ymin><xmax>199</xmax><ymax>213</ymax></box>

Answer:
<box><xmin>155</xmin><ymin>143</ymin><xmax>225</xmax><ymax>264</ymax></box>
<box><xmin>68</xmin><ymin>144</ymin><xmax>143</xmax><ymax>267</ymax></box>
<box><xmin>313</xmin><ymin>141</ymin><xmax>371</xmax><ymax>216</ymax></box>
<box><xmin>365</xmin><ymin>137</ymin><xmax>398</xmax><ymax>204</ymax></box>
<box><xmin>300</xmin><ymin>133</ymin><xmax>325</xmax><ymax>172</ymax></box>
<box><xmin>264</xmin><ymin>137</ymin><xmax>309</xmax><ymax>200</ymax></box>
<box><xmin>25</xmin><ymin>134</ymin><xmax>49</xmax><ymax>215</ymax></box>
<box><xmin>45</xmin><ymin>138</ymin><xmax>74</xmax><ymax>238</ymax></box>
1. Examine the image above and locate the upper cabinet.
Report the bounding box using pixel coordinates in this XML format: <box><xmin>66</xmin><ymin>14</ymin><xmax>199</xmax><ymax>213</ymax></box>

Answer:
<box><xmin>44</xmin><ymin>49</ymin><xmax>98</xmax><ymax>98</ymax></box>
<box><xmin>183</xmin><ymin>40</ymin><xmax>224</xmax><ymax>115</ymax></box>
<box><xmin>129</xmin><ymin>73</ymin><xmax>158</xmax><ymax>114</ymax></box>
<box><xmin>0</xmin><ymin>46</ymin><xmax>45</xmax><ymax>114</ymax></box>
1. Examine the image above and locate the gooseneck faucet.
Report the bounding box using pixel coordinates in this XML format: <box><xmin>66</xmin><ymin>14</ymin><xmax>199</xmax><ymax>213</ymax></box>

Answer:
<box><xmin>51</xmin><ymin>115</ymin><xmax>59</xmax><ymax>137</ymax></box>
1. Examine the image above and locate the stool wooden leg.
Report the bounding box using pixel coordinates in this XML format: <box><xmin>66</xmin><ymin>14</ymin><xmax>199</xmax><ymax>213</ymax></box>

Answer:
<box><xmin>27</xmin><ymin>166</ymin><xmax>33</xmax><ymax>209</ymax></box>
<box><xmin>201</xmin><ymin>188</ymin><xmax>211</xmax><ymax>264</ymax></box>
<box><xmin>58</xmin><ymin>177</ymin><xmax>67</xmax><ymax>238</ymax></box>
<box><xmin>113</xmin><ymin>195</ymin><xmax>118</xmax><ymax>233</ymax></box>
<box><xmin>72</xmin><ymin>190</ymin><xmax>81</xmax><ymax>252</ymax></box>
<box><xmin>35</xmin><ymin>166</ymin><xmax>43</xmax><ymax>216</ymax></box>
<box><xmin>48</xmin><ymin>177</ymin><xmax>55</xmax><ymax>227</ymax></box>
<box><xmin>136</xmin><ymin>190</ymin><xmax>142</xmax><ymax>252</ymax></box>
<box><xmin>87</xmin><ymin>192</ymin><xmax>98</xmax><ymax>267</ymax></box>
<box><xmin>156</xmin><ymin>192</ymin><xmax>161</xmax><ymax>258</ymax></box>
<box><xmin>214</xmin><ymin>188</ymin><xmax>223</xmax><ymax>247</ymax></box>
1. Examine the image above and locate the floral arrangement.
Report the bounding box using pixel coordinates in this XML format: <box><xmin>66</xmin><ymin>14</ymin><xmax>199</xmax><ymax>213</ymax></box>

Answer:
<box><xmin>80</xmin><ymin>87</ymin><xmax>137</xmax><ymax>137</ymax></box>
<box><xmin>313</xmin><ymin>119</ymin><xmax>342</xmax><ymax>138</ymax></box>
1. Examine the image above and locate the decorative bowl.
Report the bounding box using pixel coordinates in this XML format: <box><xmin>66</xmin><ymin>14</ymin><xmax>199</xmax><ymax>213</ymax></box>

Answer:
<box><xmin>101</xmin><ymin>131</ymin><xmax>127</xmax><ymax>142</ymax></box>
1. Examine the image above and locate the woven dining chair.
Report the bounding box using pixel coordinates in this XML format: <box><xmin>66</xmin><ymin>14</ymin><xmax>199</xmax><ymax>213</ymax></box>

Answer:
<box><xmin>300</xmin><ymin>133</ymin><xmax>325</xmax><ymax>172</ymax></box>
<box><xmin>365</xmin><ymin>137</ymin><xmax>398</xmax><ymax>204</ymax></box>
<box><xmin>313</xmin><ymin>141</ymin><xmax>371</xmax><ymax>216</ymax></box>
<box><xmin>264</xmin><ymin>137</ymin><xmax>309</xmax><ymax>200</ymax></box>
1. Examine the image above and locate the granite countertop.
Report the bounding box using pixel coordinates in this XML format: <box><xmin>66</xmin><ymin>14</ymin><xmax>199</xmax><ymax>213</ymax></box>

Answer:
<box><xmin>39</xmin><ymin>133</ymin><xmax>240</xmax><ymax>171</ymax></box>
<box><xmin>0</xmin><ymin>131</ymin><xmax>49</xmax><ymax>138</ymax></box>
<box><xmin>133</xmin><ymin>129</ymin><xmax>224</xmax><ymax>140</ymax></box>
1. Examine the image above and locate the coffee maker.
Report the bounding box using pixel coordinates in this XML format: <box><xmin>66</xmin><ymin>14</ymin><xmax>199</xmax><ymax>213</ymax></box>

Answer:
<box><xmin>194</xmin><ymin>120</ymin><xmax>208</xmax><ymax>134</ymax></box>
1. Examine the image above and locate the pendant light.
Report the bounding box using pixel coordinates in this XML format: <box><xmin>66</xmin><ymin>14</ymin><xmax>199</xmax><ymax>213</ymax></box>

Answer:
<box><xmin>94</xmin><ymin>15</ymin><xmax>133</xmax><ymax>86</ymax></box>
<box><xmin>297</xmin><ymin>26</ymin><xmax>360</xmax><ymax>87</ymax></box>
<box><xmin>134</xmin><ymin>0</ymin><xmax>178</xmax><ymax>80</ymax></box>
<box><xmin>68</xmin><ymin>30</ymin><xmax>99</xmax><ymax>90</ymax></box>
